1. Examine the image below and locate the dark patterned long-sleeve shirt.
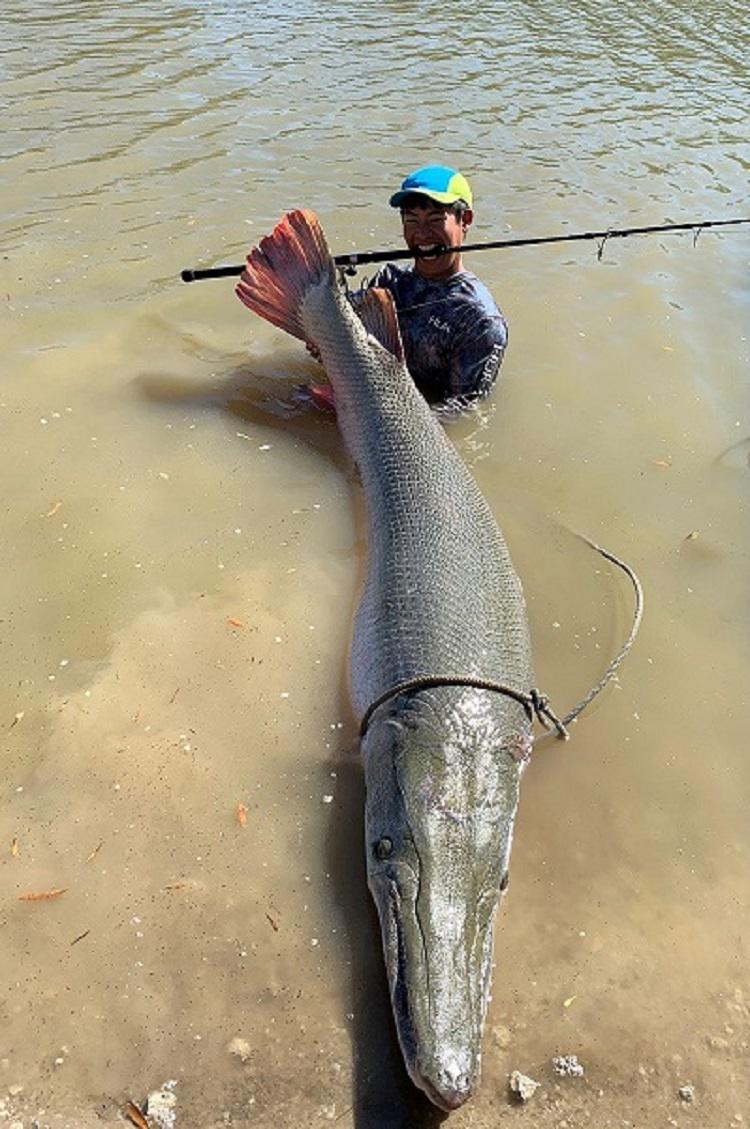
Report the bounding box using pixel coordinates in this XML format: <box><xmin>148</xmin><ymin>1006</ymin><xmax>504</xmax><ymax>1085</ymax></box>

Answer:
<box><xmin>352</xmin><ymin>263</ymin><xmax>508</xmax><ymax>406</ymax></box>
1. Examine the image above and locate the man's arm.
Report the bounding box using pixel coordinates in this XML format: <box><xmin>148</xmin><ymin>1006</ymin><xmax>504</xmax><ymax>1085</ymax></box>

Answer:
<box><xmin>447</xmin><ymin>313</ymin><xmax>508</xmax><ymax>404</ymax></box>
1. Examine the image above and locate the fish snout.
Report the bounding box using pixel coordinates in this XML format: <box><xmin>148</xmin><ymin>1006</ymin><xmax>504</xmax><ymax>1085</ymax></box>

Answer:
<box><xmin>417</xmin><ymin>1052</ymin><xmax>475</xmax><ymax>1111</ymax></box>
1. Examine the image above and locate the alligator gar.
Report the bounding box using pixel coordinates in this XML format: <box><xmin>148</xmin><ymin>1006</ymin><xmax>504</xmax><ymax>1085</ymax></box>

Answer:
<box><xmin>236</xmin><ymin>210</ymin><xmax>534</xmax><ymax>1111</ymax></box>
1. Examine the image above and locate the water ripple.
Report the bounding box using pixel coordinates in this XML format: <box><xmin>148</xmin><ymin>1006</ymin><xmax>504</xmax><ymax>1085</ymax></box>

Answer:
<box><xmin>2</xmin><ymin>0</ymin><xmax>747</xmax><ymax>294</ymax></box>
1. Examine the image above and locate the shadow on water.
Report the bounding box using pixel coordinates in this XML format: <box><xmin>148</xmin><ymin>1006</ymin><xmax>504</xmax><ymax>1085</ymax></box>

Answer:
<box><xmin>323</xmin><ymin>753</ymin><xmax>451</xmax><ymax>1129</ymax></box>
<box><xmin>137</xmin><ymin>356</ymin><xmax>450</xmax><ymax>1125</ymax></box>
<box><xmin>135</xmin><ymin>358</ymin><xmax>355</xmax><ymax>471</ymax></box>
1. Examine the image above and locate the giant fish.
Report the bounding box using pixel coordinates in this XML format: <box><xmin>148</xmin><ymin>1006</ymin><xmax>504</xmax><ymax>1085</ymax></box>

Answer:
<box><xmin>236</xmin><ymin>210</ymin><xmax>538</xmax><ymax>1110</ymax></box>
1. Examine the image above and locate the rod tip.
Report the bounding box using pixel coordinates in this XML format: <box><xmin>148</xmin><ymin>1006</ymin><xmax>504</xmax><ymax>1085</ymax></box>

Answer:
<box><xmin>180</xmin><ymin>269</ymin><xmax>195</xmax><ymax>283</ymax></box>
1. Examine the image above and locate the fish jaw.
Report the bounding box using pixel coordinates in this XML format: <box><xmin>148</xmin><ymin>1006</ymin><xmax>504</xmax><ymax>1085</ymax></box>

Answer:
<box><xmin>369</xmin><ymin>855</ymin><xmax>488</xmax><ymax>1110</ymax></box>
<box><xmin>362</xmin><ymin>688</ymin><xmax>531</xmax><ymax>1110</ymax></box>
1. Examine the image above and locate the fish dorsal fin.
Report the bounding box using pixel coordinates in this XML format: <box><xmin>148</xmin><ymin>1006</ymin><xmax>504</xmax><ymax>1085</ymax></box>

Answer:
<box><xmin>358</xmin><ymin>287</ymin><xmax>405</xmax><ymax>363</ymax></box>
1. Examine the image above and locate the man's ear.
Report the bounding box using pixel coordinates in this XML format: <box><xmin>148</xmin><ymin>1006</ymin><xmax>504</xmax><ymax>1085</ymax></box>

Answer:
<box><xmin>462</xmin><ymin>208</ymin><xmax>474</xmax><ymax>231</ymax></box>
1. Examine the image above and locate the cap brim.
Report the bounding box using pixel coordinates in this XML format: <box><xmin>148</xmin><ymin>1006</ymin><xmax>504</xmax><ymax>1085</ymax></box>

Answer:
<box><xmin>389</xmin><ymin>188</ymin><xmax>466</xmax><ymax>208</ymax></box>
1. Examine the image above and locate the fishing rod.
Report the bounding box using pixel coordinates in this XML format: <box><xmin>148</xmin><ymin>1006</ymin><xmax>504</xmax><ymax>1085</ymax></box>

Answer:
<box><xmin>180</xmin><ymin>216</ymin><xmax>750</xmax><ymax>282</ymax></box>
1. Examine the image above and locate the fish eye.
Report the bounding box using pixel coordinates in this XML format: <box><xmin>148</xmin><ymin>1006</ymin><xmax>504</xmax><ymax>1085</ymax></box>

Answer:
<box><xmin>374</xmin><ymin>836</ymin><xmax>393</xmax><ymax>860</ymax></box>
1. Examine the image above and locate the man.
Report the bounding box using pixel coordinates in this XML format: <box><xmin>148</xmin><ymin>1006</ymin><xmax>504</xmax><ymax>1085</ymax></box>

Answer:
<box><xmin>308</xmin><ymin>165</ymin><xmax>508</xmax><ymax>410</ymax></box>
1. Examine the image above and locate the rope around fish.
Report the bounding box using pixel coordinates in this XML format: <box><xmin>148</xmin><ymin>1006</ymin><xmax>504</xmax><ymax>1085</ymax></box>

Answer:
<box><xmin>358</xmin><ymin>535</ymin><xmax>644</xmax><ymax>745</ymax></box>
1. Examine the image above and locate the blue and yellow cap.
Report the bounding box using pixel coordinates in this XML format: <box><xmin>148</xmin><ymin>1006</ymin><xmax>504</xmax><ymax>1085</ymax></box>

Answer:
<box><xmin>389</xmin><ymin>165</ymin><xmax>473</xmax><ymax>209</ymax></box>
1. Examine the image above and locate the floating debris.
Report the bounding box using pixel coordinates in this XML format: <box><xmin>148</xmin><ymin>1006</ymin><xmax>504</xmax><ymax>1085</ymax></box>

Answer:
<box><xmin>124</xmin><ymin>1100</ymin><xmax>150</xmax><ymax>1129</ymax></box>
<box><xmin>509</xmin><ymin>1069</ymin><xmax>540</xmax><ymax>1102</ymax></box>
<box><xmin>678</xmin><ymin>1084</ymin><xmax>695</xmax><ymax>1102</ymax></box>
<box><xmin>236</xmin><ymin>802</ymin><xmax>248</xmax><ymax>827</ymax></box>
<box><xmin>18</xmin><ymin>887</ymin><xmax>67</xmax><ymax>902</ymax></box>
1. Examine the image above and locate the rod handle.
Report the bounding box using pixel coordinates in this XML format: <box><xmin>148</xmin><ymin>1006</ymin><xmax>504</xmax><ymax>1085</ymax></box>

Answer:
<box><xmin>181</xmin><ymin>265</ymin><xmax>244</xmax><ymax>283</ymax></box>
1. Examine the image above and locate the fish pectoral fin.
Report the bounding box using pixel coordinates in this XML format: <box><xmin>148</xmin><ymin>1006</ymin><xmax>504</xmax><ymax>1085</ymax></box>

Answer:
<box><xmin>358</xmin><ymin>287</ymin><xmax>405</xmax><ymax>363</ymax></box>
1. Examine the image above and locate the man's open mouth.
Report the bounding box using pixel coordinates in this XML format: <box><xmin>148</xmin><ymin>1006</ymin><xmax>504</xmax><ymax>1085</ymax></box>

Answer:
<box><xmin>414</xmin><ymin>243</ymin><xmax>449</xmax><ymax>259</ymax></box>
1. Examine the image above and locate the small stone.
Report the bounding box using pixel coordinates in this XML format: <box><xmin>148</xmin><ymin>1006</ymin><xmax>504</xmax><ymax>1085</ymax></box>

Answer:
<box><xmin>509</xmin><ymin>1070</ymin><xmax>540</xmax><ymax>1102</ymax></box>
<box><xmin>678</xmin><ymin>1084</ymin><xmax>695</xmax><ymax>1102</ymax></box>
<box><xmin>490</xmin><ymin>1024</ymin><xmax>512</xmax><ymax>1049</ymax></box>
<box><xmin>227</xmin><ymin>1037</ymin><xmax>252</xmax><ymax>1063</ymax></box>
<box><xmin>552</xmin><ymin>1054</ymin><xmax>585</xmax><ymax>1077</ymax></box>
<box><xmin>145</xmin><ymin>1080</ymin><xmax>177</xmax><ymax>1129</ymax></box>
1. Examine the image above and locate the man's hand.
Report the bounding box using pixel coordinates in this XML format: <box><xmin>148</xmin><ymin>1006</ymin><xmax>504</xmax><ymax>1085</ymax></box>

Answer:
<box><xmin>291</xmin><ymin>382</ymin><xmax>336</xmax><ymax>413</ymax></box>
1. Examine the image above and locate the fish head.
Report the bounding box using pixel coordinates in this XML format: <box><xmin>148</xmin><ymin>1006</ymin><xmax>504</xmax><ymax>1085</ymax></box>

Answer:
<box><xmin>361</xmin><ymin>691</ymin><xmax>530</xmax><ymax>1110</ymax></box>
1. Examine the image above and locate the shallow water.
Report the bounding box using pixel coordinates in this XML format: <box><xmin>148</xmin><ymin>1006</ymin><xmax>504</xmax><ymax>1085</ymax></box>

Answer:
<box><xmin>1</xmin><ymin>2</ymin><xmax>749</xmax><ymax>1126</ymax></box>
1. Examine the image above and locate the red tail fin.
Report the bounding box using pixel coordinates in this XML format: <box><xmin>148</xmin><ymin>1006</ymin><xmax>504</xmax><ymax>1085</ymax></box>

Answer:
<box><xmin>235</xmin><ymin>210</ymin><xmax>334</xmax><ymax>342</ymax></box>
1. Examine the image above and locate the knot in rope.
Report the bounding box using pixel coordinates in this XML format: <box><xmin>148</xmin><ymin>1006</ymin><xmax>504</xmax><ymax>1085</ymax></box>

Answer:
<box><xmin>529</xmin><ymin>689</ymin><xmax>569</xmax><ymax>741</ymax></box>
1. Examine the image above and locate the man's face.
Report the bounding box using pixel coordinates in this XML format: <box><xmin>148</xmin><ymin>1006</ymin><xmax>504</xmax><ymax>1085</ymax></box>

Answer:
<box><xmin>400</xmin><ymin>198</ymin><xmax>472</xmax><ymax>280</ymax></box>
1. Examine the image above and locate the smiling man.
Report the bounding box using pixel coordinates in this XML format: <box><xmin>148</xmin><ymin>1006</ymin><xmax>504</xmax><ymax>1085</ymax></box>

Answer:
<box><xmin>304</xmin><ymin>166</ymin><xmax>508</xmax><ymax>411</ymax></box>
<box><xmin>362</xmin><ymin>165</ymin><xmax>508</xmax><ymax>408</ymax></box>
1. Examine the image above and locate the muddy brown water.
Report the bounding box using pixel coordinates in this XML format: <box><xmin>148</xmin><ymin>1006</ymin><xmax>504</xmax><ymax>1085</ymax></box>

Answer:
<box><xmin>1</xmin><ymin>2</ymin><xmax>749</xmax><ymax>1126</ymax></box>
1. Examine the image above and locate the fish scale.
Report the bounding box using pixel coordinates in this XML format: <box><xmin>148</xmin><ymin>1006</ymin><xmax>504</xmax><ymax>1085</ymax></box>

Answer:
<box><xmin>293</xmin><ymin>273</ymin><xmax>533</xmax><ymax>715</ymax></box>
<box><xmin>359</xmin><ymin>434</ymin><xmax>528</xmax><ymax>703</ymax></box>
